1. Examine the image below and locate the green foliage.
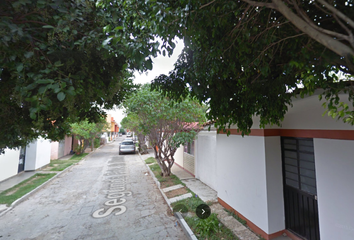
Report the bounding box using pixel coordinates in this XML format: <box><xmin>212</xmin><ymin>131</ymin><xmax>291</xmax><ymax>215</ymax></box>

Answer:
<box><xmin>99</xmin><ymin>0</ymin><xmax>354</xmax><ymax>134</ymax></box>
<box><xmin>185</xmin><ymin>216</ymin><xmax>238</xmax><ymax>240</ymax></box>
<box><xmin>70</xmin><ymin>117</ymin><xmax>107</xmax><ymax>153</ymax></box>
<box><xmin>148</xmin><ymin>0</ymin><xmax>351</xmax><ymax>134</ymax></box>
<box><xmin>123</xmin><ymin>84</ymin><xmax>205</xmax><ymax>175</ymax></box>
<box><xmin>94</xmin><ymin>138</ymin><xmax>101</xmax><ymax>148</ymax></box>
<box><xmin>195</xmin><ymin>213</ymin><xmax>220</xmax><ymax>237</ymax></box>
<box><xmin>118</xmin><ymin>127</ymin><xmax>126</xmax><ymax>134</ymax></box>
<box><xmin>0</xmin><ymin>0</ymin><xmax>137</xmax><ymax>151</ymax></box>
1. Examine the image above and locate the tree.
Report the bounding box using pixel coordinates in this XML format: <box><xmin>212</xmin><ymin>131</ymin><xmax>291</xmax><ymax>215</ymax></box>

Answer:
<box><xmin>118</xmin><ymin>127</ymin><xmax>126</xmax><ymax>134</ymax></box>
<box><xmin>101</xmin><ymin>0</ymin><xmax>354</xmax><ymax>134</ymax></box>
<box><xmin>123</xmin><ymin>85</ymin><xmax>205</xmax><ymax>176</ymax></box>
<box><xmin>121</xmin><ymin>113</ymin><xmax>148</xmax><ymax>154</ymax></box>
<box><xmin>70</xmin><ymin>117</ymin><xmax>108</xmax><ymax>154</ymax></box>
<box><xmin>0</xmin><ymin>0</ymin><xmax>137</xmax><ymax>152</ymax></box>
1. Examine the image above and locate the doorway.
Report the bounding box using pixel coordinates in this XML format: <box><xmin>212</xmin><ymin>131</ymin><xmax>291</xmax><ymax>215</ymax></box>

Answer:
<box><xmin>281</xmin><ymin>137</ymin><xmax>320</xmax><ymax>240</ymax></box>
<box><xmin>18</xmin><ymin>147</ymin><xmax>26</xmax><ymax>173</ymax></box>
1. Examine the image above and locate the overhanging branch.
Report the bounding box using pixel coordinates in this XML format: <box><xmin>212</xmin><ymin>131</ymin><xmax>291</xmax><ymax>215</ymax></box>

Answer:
<box><xmin>271</xmin><ymin>0</ymin><xmax>354</xmax><ymax>59</ymax></box>
<box><xmin>316</xmin><ymin>0</ymin><xmax>354</xmax><ymax>29</ymax></box>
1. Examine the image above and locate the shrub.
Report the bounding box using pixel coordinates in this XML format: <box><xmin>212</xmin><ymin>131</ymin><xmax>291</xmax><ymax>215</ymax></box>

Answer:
<box><xmin>195</xmin><ymin>213</ymin><xmax>220</xmax><ymax>237</ymax></box>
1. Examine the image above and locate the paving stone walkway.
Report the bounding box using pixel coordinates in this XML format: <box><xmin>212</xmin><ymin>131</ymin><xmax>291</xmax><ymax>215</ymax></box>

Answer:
<box><xmin>140</xmin><ymin>149</ymin><xmax>292</xmax><ymax>240</ymax></box>
<box><xmin>210</xmin><ymin>203</ymin><xmax>259</xmax><ymax>240</ymax></box>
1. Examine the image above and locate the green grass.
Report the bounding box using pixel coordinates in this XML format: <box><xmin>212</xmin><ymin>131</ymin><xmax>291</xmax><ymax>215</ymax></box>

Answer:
<box><xmin>48</xmin><ymin>159</ymin><xmax>80</xmax><ymax>171</ymax></box>
<box><xmin>149</xmin><ymin>163</ymin><xmax>163</xmax><ymax>180</ymax></box>
<box><xmin>169</xmin><ymin>173</ymin><xmax>183</xmax><ymax>185</ymax></box>
<box><xmin>46</xmin><ymin>153</ymin><xmax>88</xmax><ymax>171</ymax></box>
<box><xmin>0</xmin><ymin>173</ymin><xmax>56</xmax><ymax>206</ymax></box>
<box><xmin>147</xmin><ymin>161</ymin><xmax>238</xmax><ymax>240</ymax></box>
<box><xmin>149</xmin><ymin>163</ymin><xmax>184</xmax><ymax>185</ymax></box>
<box><xmin>185</xmin><ymin>215</ymin><xmax>239</xmax><ymax>240</ymax></box>
<box><xmin>224</xmin><ymin>208</ymin><xmax>247</xmax><ymax>226</ymax></box>
<box><xmin>145</xmin><ymin>157</ymin><xmax>156</xmax><ymax>164</ymax></box>
<box><xmin>171</xmin><ymin>194</ymin><xmax>205</xmax><ymax>213</ymax></box>
<box><xmin>68</xmin><ymin>153</ymin><xmax>88</xmax><ymax>161</ymax></box>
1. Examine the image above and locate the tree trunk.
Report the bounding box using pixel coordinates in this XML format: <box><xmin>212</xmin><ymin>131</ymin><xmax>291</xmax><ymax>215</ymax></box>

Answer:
<box><xmin>156</xmin><ymin>157</ymin><xmax>169</xmax><ymax>176</ymax></box>
<box><xmin>167</xmin><ymin>158</ymin><xmax>174</xmax><ymax>176</ymax></box>
<box><xmin>153</xmin><ymin>145</ymin><xmax>158</xmax><ymax>159</ymax></box>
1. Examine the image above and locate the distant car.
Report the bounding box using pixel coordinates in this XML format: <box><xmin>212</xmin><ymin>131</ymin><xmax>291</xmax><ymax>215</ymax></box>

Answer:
<box><xmin>119</xmin><ymin>140</ymin><xmax>136</xmax><ymax>155</ymax></box>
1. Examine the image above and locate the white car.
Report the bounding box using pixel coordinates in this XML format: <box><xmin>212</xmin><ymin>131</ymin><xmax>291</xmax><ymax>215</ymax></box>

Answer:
<box><xmin>119</xmin><ymin>140</ymin><xmax>136</xmax><ymax>155</ymax></box>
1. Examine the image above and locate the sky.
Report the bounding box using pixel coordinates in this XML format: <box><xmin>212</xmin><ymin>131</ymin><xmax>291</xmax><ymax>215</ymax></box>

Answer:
<box><xmin>106</xmin><ymin>39</ymin><xmax>185</xmax><ymax>126</ymax></box>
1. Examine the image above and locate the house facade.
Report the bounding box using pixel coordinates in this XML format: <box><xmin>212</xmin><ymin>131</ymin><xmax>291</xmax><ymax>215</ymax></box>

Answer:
<box><xmin>193</xmin><ymin>92</ymin><xmax>354</xmax><ymax>240</ymax></box>
<box><xmin>105</xmin><ymin>114</ymin><xmax>119</xmax><ymax>141</ymax></box>
<box><xmin>0</xmin><ymin>137</ymin><xmax>51</xmax><ymax>182</ymax></box>
<box><xmin>50</xmin><ymin>135</ymin><xmax>73</xmax><ymax>160</ymax></box>
<box><xmin>0</xmin><ymin>148</ymin><xmax>21</xmax><ymax>182</ymax></box>
<box><xmin>174</xmin><ymin>141</ymin><xmax>196</xmax><ymax>176</ymax></box>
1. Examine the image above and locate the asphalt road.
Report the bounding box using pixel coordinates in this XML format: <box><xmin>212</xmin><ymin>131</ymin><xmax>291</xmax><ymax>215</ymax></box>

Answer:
<box><xmin>0</xmin><ymin>138</ymin><xmax>185</xmax><ymax>240</ymax></box>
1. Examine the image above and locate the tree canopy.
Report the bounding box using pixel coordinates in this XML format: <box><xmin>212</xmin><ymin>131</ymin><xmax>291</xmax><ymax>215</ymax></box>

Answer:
<box><xmin>70</xmin><ymin>117</ymin><xmax>108</xmax><ymax>153</ymax></box>
<box><xmin>0</xmin><ymin>0</ymin><xmax>138</xmax><ymax>151</ymax></box>
<box><xmin>101</xmin><ymin>0</ymin><xmax>354</xmax><ymax>134</ymax></box>
<box><xmin>121</xmin><ymin>113</ymin><xmax>148</xmax><ymax>153</ymax></box>
<box><xmin>123</xmin><ymin>85</ymin><xmax>205</xmax><ymax>176</ymax></box>
<box><xmin>3</xmin><ymin>0</ymin><xmax>354</xmax><ymax>152</ymax></box>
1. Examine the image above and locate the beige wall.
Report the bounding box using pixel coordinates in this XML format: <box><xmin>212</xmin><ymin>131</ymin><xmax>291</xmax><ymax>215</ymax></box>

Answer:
<box><xmin>51</xmin><ymin>135</ymin><xmax>72</xmax><ymax>160</ymax></box>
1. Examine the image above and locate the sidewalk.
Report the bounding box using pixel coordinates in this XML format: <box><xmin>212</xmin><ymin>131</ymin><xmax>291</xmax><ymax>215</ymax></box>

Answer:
<box><xmin>0</xmin><ymin>154</ymin><xmax>73</xmax><ymax>193</ymax></box>
<box><xmin>171</xmin><ymin>164</ymin><xmax>260</xmax><ymax>240</ymax></box>
<box><xmin>140</xmin><ymin>149</ymin><xmax>292</xmax><ymax>240</ymax></box>
<box><xmin>171</xmin><ymin>163</ymin><xmax>292</xmax><ymax>240</ymax></box>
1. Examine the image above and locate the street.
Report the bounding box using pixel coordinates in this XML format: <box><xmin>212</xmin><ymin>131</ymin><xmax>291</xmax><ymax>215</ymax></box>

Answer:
<box><xmin>0</xmin><ymin>138</ymin><xmax>185</xmax><ymax>240</ymax></box>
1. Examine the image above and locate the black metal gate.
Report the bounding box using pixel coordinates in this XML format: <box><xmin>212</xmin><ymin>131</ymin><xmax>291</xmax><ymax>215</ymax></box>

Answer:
<box><xmin>18</xmin><ymin>147</ymin><xmax>26</xmax><ymax>173</ymax></box>
<box><xmin>281</xmin><ymin>137</ymin><xmax>320</xmax><ymax>240</ymax></box>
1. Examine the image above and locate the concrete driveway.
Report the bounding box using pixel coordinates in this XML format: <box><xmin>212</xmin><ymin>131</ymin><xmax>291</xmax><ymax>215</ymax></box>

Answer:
<box><xmin>0</xmin><ymin>138</ymin><xmax>185</xmax><ymax>240</ymax></box>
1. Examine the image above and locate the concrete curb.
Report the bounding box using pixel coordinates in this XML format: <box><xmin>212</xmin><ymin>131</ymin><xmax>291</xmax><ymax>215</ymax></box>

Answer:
<box><xmin>0</xmin><ymin>150</ymin><xmax>93</xmax><ymax>218</ymax></box>
<box><xmin>175</xmin><ymin>212</ymin><xmax>198</xmax><ymax>240</ymax></box>
<box><xmin>138</xmin><ymin>152</ymin><xmax>196</xmax><ymax>240</ymax></box>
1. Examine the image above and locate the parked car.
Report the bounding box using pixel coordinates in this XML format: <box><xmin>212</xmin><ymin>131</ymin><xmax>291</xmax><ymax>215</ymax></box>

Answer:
<box><xmin>119</xmin><ymin>140</ymin><xmax>136</xmax><ymax>155</ymax></box>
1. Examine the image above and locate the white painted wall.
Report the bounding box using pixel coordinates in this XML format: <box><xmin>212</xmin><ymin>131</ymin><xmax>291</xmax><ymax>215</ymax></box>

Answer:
<box><xmin>35</xmin><ymin>138</ymin><xmax>51</xmax><ymax>169</ymax></box>
<box><xmin>58</xmin><ymin>140</ymin><xmax>65</xmax><ymax>159</ymax></box>
<box><xmin>282</xmin><ymin>93</ymin><xmax>353</xmax><ymax>130</ymax></box>
<box><xmin>314</xmin><ymin>138</ymin><xmax>354</xmax><ymax>240</ymax></box>
<box><xmin>216</xmin><ymin>134</ymin><xmax>270</xmax><ymax>233</ymax></box>
<box><xmin>50</xmin><ymin>141</ymin><xmax>59</xmax><ymax>160</ymax></box>
<box><xmin>174</xmin><ymin>144</ymin><xmax>184</xmax><ymax>167</ymax></box>
<box><xmin>25</xmin><ymin>141</ymin><xmax>37</xmax><ymax>170</ymax></box>
<box><xmin>195</xmin><ymin>130</ymin><xmax>217</xmax><ymax>190</ymax></box>
<box><xmin>25</xmin><ymin>137</ymin><xmax>51</xmax><ymax>171</ymax></box>
<box><xmin>0</xmin><ymin>148</ymin><xmax>20</xmax><ymax>182</ymax></box>
<box><xmin>264</xmin><ymin>137</ymin><xmax>285</xmax><ymax>234</ymax></box>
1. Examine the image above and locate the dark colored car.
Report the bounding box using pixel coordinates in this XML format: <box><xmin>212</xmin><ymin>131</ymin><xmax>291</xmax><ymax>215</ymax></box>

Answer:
<box><xmin>119</xmin><ymin>140</ymin><xmax>136</xmax><ymax>155</ymax></box>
